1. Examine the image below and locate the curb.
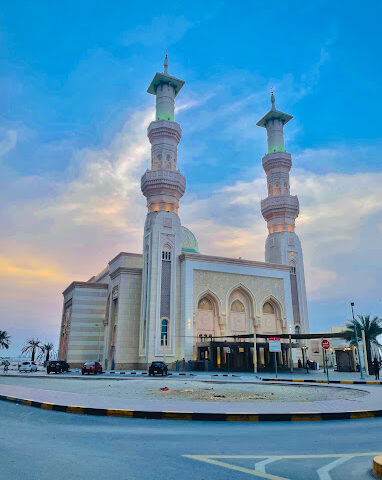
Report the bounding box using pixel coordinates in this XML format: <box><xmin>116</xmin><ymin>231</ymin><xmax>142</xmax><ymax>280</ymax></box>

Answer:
<box><xmin>261</xmin><ymin>378</ymin><xmax>382</xmax><ymax>385</ymax></box>
<box><xmin>1</xmin><ymin>393</ymin><xmax>381</xmax><ymax>422</ymax></box>
<box><xmin>373</xmin><ymin>455</ymin><xmax>382</xmax><ymax>478</ymax></box>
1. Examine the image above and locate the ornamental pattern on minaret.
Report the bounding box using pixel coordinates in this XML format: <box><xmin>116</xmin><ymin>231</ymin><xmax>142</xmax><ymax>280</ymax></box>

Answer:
<box><xmin>141</xmin><ymin>54</ymin><xmax>186</xmax><ymax>215</ymax></box>
<box><xmin>256</xmin><ymin>92</ymin><xmax>299</xmax><ymax>234</ymax></box>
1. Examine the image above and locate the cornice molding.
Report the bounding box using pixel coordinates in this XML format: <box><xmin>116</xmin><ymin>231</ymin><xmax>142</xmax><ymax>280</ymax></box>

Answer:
<box><xmin>63</xmin><ymin>281</ymin><xmax>108</xmax><ymax>296</ymax></box>
<box><xmin>179</xmin><ymin>252</ymin><xmax>290</xmax><ymax>271</ymax></box>
<box><xmin>110</xmin><ymin>266</ymin><xmax>142</xmax><ymax>280</ymax></box>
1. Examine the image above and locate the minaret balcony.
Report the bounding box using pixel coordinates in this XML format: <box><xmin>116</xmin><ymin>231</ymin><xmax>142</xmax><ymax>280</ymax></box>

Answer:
<box><xmin>141</xmin><ymin>168</ymin><xmax>186</xmax><ymax>201</ymax></box>
<box><xmin>262</xmin><ymin>151</ymin><xmax>292</xmax><ymax>173</ymax></box>
<box><xmin>261</xmin><ymin>194</ymin><xmax>299</xmax><ymax>222</ymax></box>
<box><xmin>148</xmin><ymin>120</ymin><xmax>182</xmax><ymax>144</ymax></box>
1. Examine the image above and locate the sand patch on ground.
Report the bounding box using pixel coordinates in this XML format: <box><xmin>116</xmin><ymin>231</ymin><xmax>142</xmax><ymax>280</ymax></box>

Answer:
<box><xmin>0</xmin><ymin>376</ymin><xmax>368</xmax><ymax>403</ymax></box>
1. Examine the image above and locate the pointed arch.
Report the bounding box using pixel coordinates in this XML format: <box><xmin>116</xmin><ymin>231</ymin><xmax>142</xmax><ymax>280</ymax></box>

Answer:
<box><xmin>226</xmin><ymin>283</ymin><xmax>256</xmax><ymax>320</ymax></box>
<box><xmin>260</xmin><ymin>295</ymin><xmax>284</xmax><ymax>335</ymax></box>
<box><xmin>227</xmin><ymin>284</ymin><xmax>255</xmax><ymax>335</ymax></box>
<box><xmin>261</xmin><ymin>295</ymin><xmax>284</xmax><ymax>318</ymax></box>
<box><xmin>196</xmin><ymin>289</ymin><xmax>222</xmax><ymax>316</ymax></box>
<box><xmin>195</xmin><ymin>290</ymin><xmax>221</xmax><ymax>340</ymax></box>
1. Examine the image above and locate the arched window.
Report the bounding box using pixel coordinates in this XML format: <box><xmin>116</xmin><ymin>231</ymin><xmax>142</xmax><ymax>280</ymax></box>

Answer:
<box><xmin>231</xmin><ymin>299</ymin><xmax>245</xmax><ymax>312</ymax></box>
<box><xmin>162</xmin><ymin>250</ymin><xmax>171</xmax><ymax>261</ymax></box>
<box><xmin>295</xmin><ymin>325</ymin><xmax>300</xmax><ymax>335</ymax></box>
<box><xmin>198</xmin><ymin>297</ymin><xmax>213</xmax><ymax>310</ymax></box>
<box><xmin>263</xmin><ymin>302</ymin><xmax>275</xmax><ymax>314</ymax></box>
<box><xmin>161</xmin><ymin>319</ymin><xmax>168</xmax><ymax>346</ymax></box>
<box><xmin>290</xmin><ymin>261</ymin><xmax>296</xmax><ymax>275</ymax></box>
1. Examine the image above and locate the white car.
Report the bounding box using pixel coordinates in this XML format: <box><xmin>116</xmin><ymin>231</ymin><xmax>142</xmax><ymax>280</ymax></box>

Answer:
<box><xmin>18</xmin><ymin>361</ymin><xmax>38</xmax><ymax>373</ymax></box>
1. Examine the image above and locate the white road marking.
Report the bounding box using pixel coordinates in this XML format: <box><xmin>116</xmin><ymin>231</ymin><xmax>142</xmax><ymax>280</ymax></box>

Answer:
<box><xmin>255</xmin><ymin>458</ymin><xmax>280</xmax><ymax>473</ymax></box>
<box><xmin>317</xmin><ymin>456</ymin><xmax>352</xmax><ymax>480</ymax></box>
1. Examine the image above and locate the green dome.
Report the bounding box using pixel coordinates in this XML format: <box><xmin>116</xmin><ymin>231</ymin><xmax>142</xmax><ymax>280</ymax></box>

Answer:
<box><xmin>181</xmin><ymin>226</ymin><xmax>199</xmax><ymax>253</ymax></box>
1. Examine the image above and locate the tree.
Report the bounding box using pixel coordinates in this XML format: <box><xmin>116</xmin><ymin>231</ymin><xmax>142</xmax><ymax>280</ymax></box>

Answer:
<box><xmin>345</xmin><ymin>315</ymin><xmax>382</xmax><ymax>370</ymax></box>
<box><xmin>0</xmin><ymin>331</ymin><xmax>11</xmax><ymax>350</ymax></box>
<box><xmin>22</xmin><ymin>338</ymin><xmax>43</xmax><ymax>362</ymax></box>
<box><xmin>40</xmin><ymin>343</ymin><xmax>55</xmax><ymax>363</ymax></box>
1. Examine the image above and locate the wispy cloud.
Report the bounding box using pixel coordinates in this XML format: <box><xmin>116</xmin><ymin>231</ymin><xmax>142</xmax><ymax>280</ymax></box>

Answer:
<box><xmin>0</xmin><ymin>128</ymin><xmax>17</xmax><ymax>160</ymax></box>
<box><xmin>122</xmin><ymin>15</ymin><xmax>195</xmax><ymax>47</ymax></box>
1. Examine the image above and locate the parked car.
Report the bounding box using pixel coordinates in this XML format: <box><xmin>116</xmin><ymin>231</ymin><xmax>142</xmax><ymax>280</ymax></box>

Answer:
<box><xmin>148</xmin><ymin>361</ymin><xmax>168</xmax><ymax>376</ymax></box>
<box><xmin>18</xmin><ymin>361</ymin><xmax>38</xmax><ymax>373</ymax></box>
<box><xmin>82</xmin><ymin>361</ymin><xmax>103</xmax><ymax>375</ymax></box>
<box><xmin>47</xmin><ymin>360</ymin><xmax>70</xmax><ymax>374</ymax></box>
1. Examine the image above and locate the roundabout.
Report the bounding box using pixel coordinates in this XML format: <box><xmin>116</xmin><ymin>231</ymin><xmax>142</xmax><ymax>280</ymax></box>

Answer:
<box><xmin>0</xmin><ymin>374</ymin><xmax>380</xmax><ymax>422</ymax></box>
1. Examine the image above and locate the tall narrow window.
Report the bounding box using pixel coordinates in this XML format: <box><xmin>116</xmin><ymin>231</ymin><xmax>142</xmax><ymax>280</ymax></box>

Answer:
<box><xmin>161</xmin><ymin>319</ymin><xmax>168</xmax><ymax>346</ymax></box>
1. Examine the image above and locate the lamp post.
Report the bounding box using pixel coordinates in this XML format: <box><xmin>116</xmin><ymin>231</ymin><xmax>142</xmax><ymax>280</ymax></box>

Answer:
<box><xmin>350</xmin><ymin>302</ymin><xmax>364</xmax><ymax>380</ymax></box>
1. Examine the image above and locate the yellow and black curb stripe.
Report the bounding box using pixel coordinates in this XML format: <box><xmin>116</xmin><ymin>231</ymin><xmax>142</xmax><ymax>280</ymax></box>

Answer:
<box><xmin>262</xmin><ymin>378</ymin><xmax>382</xmax><ymax>385</ymax></box>
<box><xmin>1</xmin><ymin>393</ymin><xmax>381</xmax><ymax>422</ymax></box>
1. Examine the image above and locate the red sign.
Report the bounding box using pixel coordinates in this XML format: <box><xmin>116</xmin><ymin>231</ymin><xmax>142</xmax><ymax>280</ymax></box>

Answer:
<box><xmin>269</xmin><ymin>337</ymin><xmax>280</xmax><ymax>341</ymax></box>
<box><xmin>321</xmin><ymin>339</ymin><xmax>330</xmax><ymax>350</ymax></box>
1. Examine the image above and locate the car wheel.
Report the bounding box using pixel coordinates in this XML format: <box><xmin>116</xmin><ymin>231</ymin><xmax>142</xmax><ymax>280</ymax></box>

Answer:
<box><xmin>82</xmin><ymin>372</ymin><xmax>84</xmax><ymax>375</ymax></box>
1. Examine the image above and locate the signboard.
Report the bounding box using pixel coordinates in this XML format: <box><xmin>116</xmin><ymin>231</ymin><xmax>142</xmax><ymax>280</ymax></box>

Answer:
<box><xmin>226</xmin><ymin>347</ymin><xmax>231</xmax><ymax>354</ymax></box>
<box><xmin>269</xmin><ymin>337</ymin><xmax>281</xmax><ymax>353</ymax></box>
<box><xmin>321</xmin><ymin>339</ymin><xmax>330</xmax><ymax>350</ymax></box>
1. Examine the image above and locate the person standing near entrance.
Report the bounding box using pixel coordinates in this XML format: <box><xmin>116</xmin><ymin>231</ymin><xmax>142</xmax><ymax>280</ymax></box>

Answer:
<box><xmin>372</xmin><ymin>357</ymin><xmax>380</xmax><ymax>380</ymax></box>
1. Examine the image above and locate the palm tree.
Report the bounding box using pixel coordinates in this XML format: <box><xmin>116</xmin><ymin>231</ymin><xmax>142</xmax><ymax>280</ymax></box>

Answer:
<box><xmin>0</xmin><ymin>331</ymin><xmax>11</xmax><ymax>350</ymax></box>
<box><xmin>345</xmin><ymin>315</ymin><xmax>382</xmax><ymax>370</ymax></box>
<box><xmin>22</xmin><ymin>338</ymin><xmax>43</xmax><ymax>362</ymax></box>
<box><xmin>40</xmin><ymin>343</ymin><xmax>55</xmax><ymax>363</ymax></box>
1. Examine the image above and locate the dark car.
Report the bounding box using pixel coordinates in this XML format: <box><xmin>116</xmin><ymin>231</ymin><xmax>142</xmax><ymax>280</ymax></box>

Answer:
<box><xmin>148</xmin><ymin>361</ymin><xmax>168</xmax><ymax>376</ymax></box>
<box><xmin>47</xmin><ymin>360</ymin><xmax>70</xmax><ymax>374</ymax></box>
<box><xmin>82</xmin><ymin>361</ymin><xmax>103</xmax><ymax>375</ymax></box>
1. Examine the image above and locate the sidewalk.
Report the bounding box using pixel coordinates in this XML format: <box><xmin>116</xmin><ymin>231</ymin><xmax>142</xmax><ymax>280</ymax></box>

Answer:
<box><xmin>255</xmin><ymin>369</ymin><xmax>380</xmax><ymax>384</ymax></box>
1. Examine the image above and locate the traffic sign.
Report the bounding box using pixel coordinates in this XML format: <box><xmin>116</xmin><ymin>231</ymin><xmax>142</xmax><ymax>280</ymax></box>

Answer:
<box><xmin>321</xmin><ymin>339</ymin><xmax>330</xmax><ymax>350</ymax></box>
<box><xmin>269</xmin><ymin>338</ymin><xmax>281</xmax><ymax>352</ymax></box>
<box><xmin>226</xmin><ymin>347</ymin><xmax>231</xmax><ymax>354</ymax></box>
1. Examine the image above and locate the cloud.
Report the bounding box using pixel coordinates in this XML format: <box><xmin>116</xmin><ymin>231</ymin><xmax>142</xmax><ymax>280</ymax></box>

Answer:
<box><xmin>0</xmin><ymin>129</ymin><xmax>17</xmax><ymax>160</ymax></box>
<box><xmin>181</xmin><ymin>161</ymin><xmax>382</xmax><ymax>306</ymax></box>
<box><xmin>122</xmin><ymin>15</ymin><xmax>195</xmax><ymax>47</ymax></box>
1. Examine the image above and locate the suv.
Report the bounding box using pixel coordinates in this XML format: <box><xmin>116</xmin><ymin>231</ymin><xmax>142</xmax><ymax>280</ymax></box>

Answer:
<box><xmin>47</xmin><ymin>360</ymin><xmax>70</xmax><ymax>374</ymax></box>
<box><xmin>19</xmin><ymin>361</ymin><xmax>38</xmax><ymax>373</ymax></box>
<box><xmin>148</xmin><ymin>361</ymin><xmax>168</xmax><ymax>376</ymax></box>
<box><xmin>82</xmin><ymin>362</ymin><xmax>103</xmax><ymax>375</ymax></box>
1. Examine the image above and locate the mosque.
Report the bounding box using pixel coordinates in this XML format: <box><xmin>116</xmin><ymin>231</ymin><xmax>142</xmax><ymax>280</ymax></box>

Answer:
<box><xmin>58</xmin><ymin>56</ymin><xmax>309</xmax><ymax>370</ymax></box>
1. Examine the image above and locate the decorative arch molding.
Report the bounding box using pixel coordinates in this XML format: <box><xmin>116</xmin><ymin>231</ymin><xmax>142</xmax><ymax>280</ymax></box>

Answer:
<box><xmin>260</xmin><ymin>294</ymin><xmax>286</xmax><ymax>334</ymax></box>
<box><xmin>161</xmin><ymin>242</ymin><xmax>173</xmax><ymax>251</ymax></box>
<box><xmin>195</xmin><ymin>289</ymin><xmax>222</xmax><ymax>317</ymax></box>
<box><xmin>195</xmin><ymin>289</ymin><xmax>223</xmax><ymax>338</ymax></box>
<box><xmin>261</xmin><ymin>294</ymin><xmax>285</xmax><ymax>319</ymax></box>
<box><xmin>227</xmin><ymin>284</ymin><xmax>256</xmax><ymax>335</ymax></box>
<box><xmin>225</xmin><ymin>283</ymin><xmax>256</xmax><ymax>320</ymax></box>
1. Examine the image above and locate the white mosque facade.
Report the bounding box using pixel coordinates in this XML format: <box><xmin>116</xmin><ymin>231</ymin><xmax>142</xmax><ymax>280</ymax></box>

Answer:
<box><xmin>58</xmin><ymin>57</ymin><xmax>309</xmax><ymax>370</ymax></box>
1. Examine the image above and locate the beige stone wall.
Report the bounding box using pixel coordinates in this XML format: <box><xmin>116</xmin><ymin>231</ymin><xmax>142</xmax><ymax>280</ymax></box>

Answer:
<box><xmin>193</xmin><ymin>270</ymin><xmax>286</xmax><ymax>337</ymax></box>
<box><xmin>113</xmin><ymin>271</ymin><xmax>142</xmax><ymax>366</ymax></box>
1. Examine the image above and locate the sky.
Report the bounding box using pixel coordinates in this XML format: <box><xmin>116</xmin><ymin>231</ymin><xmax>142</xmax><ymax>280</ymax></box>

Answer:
<box><xmin>0</xmin><ymin>0</ymin><xmax>381</xmax><ymax>356</ymax></box>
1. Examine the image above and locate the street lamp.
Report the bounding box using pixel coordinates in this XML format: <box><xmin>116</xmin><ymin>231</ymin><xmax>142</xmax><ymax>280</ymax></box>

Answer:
<box><xmin>350</xmin><ymin>302</ymin><xmax>364</xmax><ymax>380</ymax></box>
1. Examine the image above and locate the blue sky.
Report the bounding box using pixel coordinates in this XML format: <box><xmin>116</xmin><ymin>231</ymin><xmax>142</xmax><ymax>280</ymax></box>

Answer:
<box><xmin>0</xmin><ymin>1</ymin><xmax>381</xmax><ymax>356</ymax></box>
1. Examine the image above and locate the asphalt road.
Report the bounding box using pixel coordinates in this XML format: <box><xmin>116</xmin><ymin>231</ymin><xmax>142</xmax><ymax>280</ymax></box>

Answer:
<box><xmin>0</xmin><ymin>401</ymin><xmax>380</xmax><ymax>480</ymax></box>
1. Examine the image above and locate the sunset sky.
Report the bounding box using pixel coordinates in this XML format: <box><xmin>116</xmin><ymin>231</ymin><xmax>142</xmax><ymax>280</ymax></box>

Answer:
<box><xmin>1</xmin><ymin>1</ymin><xmax>381</xmax><ymax>356</ymax></box>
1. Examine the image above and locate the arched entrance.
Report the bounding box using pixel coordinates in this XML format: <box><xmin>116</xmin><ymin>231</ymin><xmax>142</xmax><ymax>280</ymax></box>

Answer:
<box><xmin>195</xmin><ymin>295</ymin><xmax>219</xmax><ymax>340</ymax></box>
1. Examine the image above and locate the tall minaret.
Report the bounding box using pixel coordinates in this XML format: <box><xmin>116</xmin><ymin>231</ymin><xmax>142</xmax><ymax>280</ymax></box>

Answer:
<box><xmin>257</xmin><ymin>92</ymin><xmax>309</xmax><ymax>333</ymax></box>
<box><xmin>139</xmin><ymin>54</ymin><xmax>186</xmax><ymax>362</ymax></box>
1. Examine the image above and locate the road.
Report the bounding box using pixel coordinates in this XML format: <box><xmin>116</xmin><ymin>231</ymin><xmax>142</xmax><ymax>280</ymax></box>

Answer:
<box><xmin>0</xmin><ymin>401</ymin><xmax>380</xmax><ymax>479</ymax></box>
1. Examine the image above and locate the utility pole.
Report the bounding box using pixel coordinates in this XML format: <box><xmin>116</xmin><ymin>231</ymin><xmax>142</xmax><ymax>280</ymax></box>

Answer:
<box><xmin>253</xmin><ymin>332</ymin><xmax>257</xmax><ymax>373</ymax></box>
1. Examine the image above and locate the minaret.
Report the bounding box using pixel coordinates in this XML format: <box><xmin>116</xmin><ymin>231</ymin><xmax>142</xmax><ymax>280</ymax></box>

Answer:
<box><xmin>257</xmin><ymin>92</ymin><xmax>309</xmax><ymax>333</ymax></box>
<box><xmin>139</xmin><ymin>54</ymin><xmax>186</xmax><ymax>362</ymax></box>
